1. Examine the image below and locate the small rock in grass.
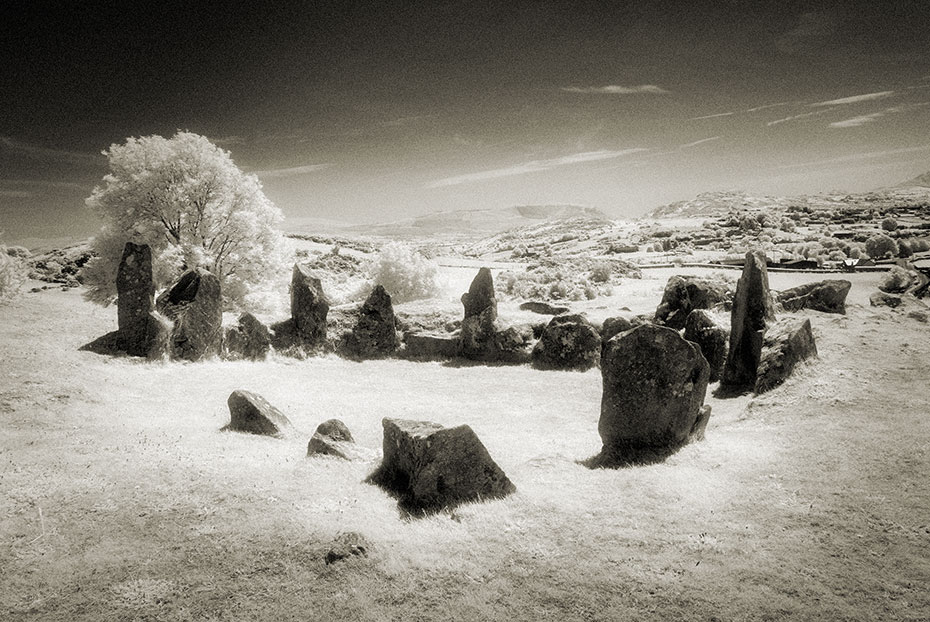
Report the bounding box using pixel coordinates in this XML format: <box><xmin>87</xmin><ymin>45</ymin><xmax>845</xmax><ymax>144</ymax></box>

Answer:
<box><xmin>325</xmin><ymin>532</ymin><xmax>370</xmax><ymax>565</ymax></box>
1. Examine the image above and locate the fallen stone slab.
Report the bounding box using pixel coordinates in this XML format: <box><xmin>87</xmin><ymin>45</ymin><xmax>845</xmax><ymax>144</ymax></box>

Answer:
<box><xmin>519</xmin><ymin>301</ymin><xmax>570</xmax><ymax>315</ymax></box>
<box><xmin>776</xmin><ymin>280</ymin><xmax>851</xmax><ymax>314</ymax></box>
<box><xmin>223</xmin><ymin>390</ymin><xmax>293</xmax><ymax>437</ymax></box>
<box><xmin>401</xmin><ymin>333</ymin><xmax>461</xmax><ymax>360</ymax></box>
<box><xmin>368</xmin><ymin>418</ymin><xmax>515</xmax><ymax>512</ymax></box>
<box><xmin>755</xmin><ymin>319</ymin><xmax>818</xmax><ymax>394</ymax></box>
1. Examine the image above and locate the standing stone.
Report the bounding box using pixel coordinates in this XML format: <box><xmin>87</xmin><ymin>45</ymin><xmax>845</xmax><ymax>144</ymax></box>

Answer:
<box><xmin>720</xmin><ymin>251</ymin><xmax>776</xmax><ymax>392</ymax></box>
<box><xmin>291</xmin><ymin>263</ymin><xmax>329</xmax><ymax>347</ymax></box>
<box><xmin>776</xmin><ymin>280</ymin><xmax>852</xmax><ymax>314</ymax></box>
<box><xmin>599</xmin><ymin>324</ymin><xmax>711</xmax><ymax>463</ymax></box>
<box><xmin>223</xmin><ymin>390</ymin><xmax>293</xmax><ymax>437</ymax></box>
<box><xmin>755</xmin><ymin>319</ymin><xmax>818</xmax><ymax>394</ymax></box>
<box><xmin>156</xmin><ymin>268</ymin><xmax>223</xmax><ymax>361</ymax></box>
<box><xmin>223</xmin><ymin>312</ymin><xmax>272</xmax><ymax>360</ymax></box>
<box><xmin>369</xmin><ymin>418</ymin><xmax>515</xmax><ymax>511</ymax></box>
<box><xmin>600</xmin><ymin>316</ymin><xmax>633</xmax><ymax>342</ymax></box>
<box><xmin>116</xmin><ymin>242</ymin><xmax>155</xmax><ymax>356</ymax></box>
<box><xmin>654</xmin><ymin>275</ymin><xmax>731</xmax><ymax>329</ymax></box>
<box><xmin>683</xmin><ymin>309</ymin><xmax>729</xmax><ymax>383</ymax></box>
<box><xmin>343</xmin><ymin>285</ymin><xmax>400</xmax><ymax>358</ymax></box>
<box><xmin>531</xmin><ymin>314</ymin><xmax>601</xmax><ymax>371</ymax></box>
<box><xmin>459</xmin><ymin>268</ymin><xmax>498</xmax><ymax>359</ymax></box>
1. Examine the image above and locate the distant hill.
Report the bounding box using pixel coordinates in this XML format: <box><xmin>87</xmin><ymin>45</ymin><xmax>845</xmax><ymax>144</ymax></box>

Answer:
<box><xmin>346</xmin><ymin>205</ymin><xmax>610</xmax><ymax>238</ymax></box>
<box><xmin>897</xmin><ymin>170</ymin><xmax>930</xmax><ymax>188</ymax></box>
<box><xmin>646</xmin><ymin>191</ymin><xmax>792</xmax><ymax>219</ymax></box>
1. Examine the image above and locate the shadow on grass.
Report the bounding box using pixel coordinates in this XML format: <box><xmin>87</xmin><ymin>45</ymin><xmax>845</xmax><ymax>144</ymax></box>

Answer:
<box><xmin>712</xmin><ymin>383</ymin><xmax>752</xmax><ymax>399</ymax></box>
<box><xmin>365</xmin><ymin>463</ymin><xmax>513</xmax><ymax>520</ymax></box>
<box><xmin>580</xmin><ymin>444</ymin><xmax>684</xmax><ymax>469</ymax></box>
<box><xmin>79</xmin><ymin>330</ymin><xmax>127</xmax><ymax>356</ymax></box>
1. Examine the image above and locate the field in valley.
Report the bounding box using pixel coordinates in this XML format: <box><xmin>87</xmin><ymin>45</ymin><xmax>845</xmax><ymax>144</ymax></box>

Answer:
<box><xmin>2</xmin><ymin>265</ymin><xmax>929</xmax><ymax>622</ymax></box>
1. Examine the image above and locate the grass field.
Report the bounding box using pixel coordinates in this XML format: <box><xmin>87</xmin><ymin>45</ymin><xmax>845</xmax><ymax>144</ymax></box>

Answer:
<box><xmin>1</xmin><ymin>272</ymin><xmax>928</xmax><ymax>621</ymax></box>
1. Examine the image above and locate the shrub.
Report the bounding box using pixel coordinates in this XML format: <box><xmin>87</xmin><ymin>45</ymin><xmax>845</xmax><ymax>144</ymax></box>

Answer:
<box><xmin>589</xmin><ymin>262</ymin><xmax>612</xmax><ymax>283</ymax></box>
<box><xmin>881</xmin><ymin>218</ymin><xmax>898</xmax><ymax>231</ymax></box>
<box><xmin>367</xmin><ymin>242</ymin><xmax>441</xmax><ymax>303</ymax></box>
<box><xmin>865</xmin><ymin>234</ymin><xmax>898</xmax><ymax>259</ymax></box>
<box><xmin>879</xmin><ymin>266</ymin><xmax>913</xmax><ymax>293</ymax></box>
<box><xmin>898</xmin><ymin>240</ymin><xmax>913</xmax><ymax>258</ymax></box>
<box><xmin>0</xmin><ymin>244</ymin><xmax>28</xmax><ymax>304</ymax></box>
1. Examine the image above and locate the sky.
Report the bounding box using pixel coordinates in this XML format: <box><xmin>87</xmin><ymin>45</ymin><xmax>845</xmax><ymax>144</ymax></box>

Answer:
<box><xmin>2</xmin><ymin>0</ymin><xmax>930</xmax><ymax>244</ymax></box>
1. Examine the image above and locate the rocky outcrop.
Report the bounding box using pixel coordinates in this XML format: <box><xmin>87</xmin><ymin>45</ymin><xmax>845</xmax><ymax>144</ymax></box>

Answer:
<box><xmin>654</xmin><ymin>275</ymin><xmax>731</xmax><ymax>329</ymax></box>
<box><xmin>459</xmin><ymin>268</ymin><xmax>498</xmax><ymax>359</ymax></box>
<box><xmin>720</xmin><ymin>251</ymin><xmax>775</xmax><ymax>392</ymax></box>
<box><xmin>870</xmin><ymin>291</ymin><xmax>903</xmax><ymax>308</ymax></box>
<box><xmin>755</xmin><ymin>319</ymin><xmax>818</xmax><ymax>394</ymax></box>
<box><xmin>156</xmin><ymin>268</ymin><xmax>223</xmax><ymax>361</ymax></box>
<box><xmin>291</xmin><ymin>264</ymin><xmax>329</xmax><ymax>348</ymax></box>
<box><xmin>531</xmin><ymin>314</ymin><xmax>601</xmax><ymax>371</ymax></box>
<box><xmin>223</xmin><ymin>313</ymin><xmax>272</xmax><ymax>360</ymax></box>
<box><xmin>683</xmin><ymin>309</ymin><xmax>728</xmax><ymax>383</ymax></box>
<box><xmin>223</xmin><ymin>390</ymin><xmax>293</xmax><ymax>437</ymax></box>
<box><xmin>368</xmin><ymin>418</ymin><xmax>515</xmax><ymax>512</ymax></box>
<box><xmin>342</xmin><ymin>285</ymin><xmax>400</xmax><ymax>359</ymax></box>
<box><xmin>777</xmin><ymin>280</ymin><xmax>851</xmax><ymax>314</ymax></box>
<box><xmin>598</xmin><ymin>324</ymin><xmax>711</xmax><ymax>465</ymax></box>
<box><xmin>116</xmin><ymin>242</ymin><xmax>156</xmax><ymax>357</ymax></box>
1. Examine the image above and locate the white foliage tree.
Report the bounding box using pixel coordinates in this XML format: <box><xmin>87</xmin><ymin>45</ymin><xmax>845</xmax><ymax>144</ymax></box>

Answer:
<box><xmin>82</xmin><ymin>132</ymin><xmax>288</xmax><ymax>310</ymax></box>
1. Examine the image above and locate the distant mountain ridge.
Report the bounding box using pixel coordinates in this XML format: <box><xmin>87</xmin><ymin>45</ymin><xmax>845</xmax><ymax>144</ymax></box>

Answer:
<box><xmin>346</xmin><ymin>204</ymin><xmax>610</xmax><ymax>237</ymax></box>
<box><xmin>648</xmin><ymin>170</ymin><xmax>930</xmax><ymax>219</ymax></box>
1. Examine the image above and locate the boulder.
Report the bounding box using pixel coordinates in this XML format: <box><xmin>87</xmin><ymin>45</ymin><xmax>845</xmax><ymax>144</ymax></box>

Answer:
<box><xmin>755</xmin><ymin>319</ymin><xmax>818</xmax><ymax>394</ymax></box>
<box><xmin>519</xmin><ymin>301</ymin><xmax>570</xmax><ymax>315</ymax></box>
<box><xmin>401</xmin><ymin>333</ymin><xmax>461</xmax><ymax>360</ymax></box>
<box><xmin>599</xmin><ymin>325</ymin><xmax>711</xmax><ymax>464</ymax></box>
<box><xmin>116</xmin><ymin>242</ymin><xmax>156</xmax><ymax>356</ymax></box>
<box><xmin>223</xmin><ymin>390</ymin><xmax>293</xmax><ymax>437</ymax></box>
<box><xmin>683</xmin><ymin>309</ymin><xmax>728</xmax><ymax>383</ymax></box>
<box><xmin>869</xmin><ymin>291</ymin><xmax>903</xmax><ymax>308</ymax></box>
<box><xmin>156</xmin><ymin>268</ymin><xmax>223</xmax><ymax>361</ymax></box>
<box><xmin>654</xmin><ymin>275</ymin><xmax>731</xmax><ymax>329</ymax></box>
<box><xmin>223</xmin><ymin>313</ymin><xmax>272</xmax><ymax>360</ymax></box>
<box><xmin>459</xmin><ymin>268</ymin><xmax>498</xmax><ymax>359</ymax></box>
<box><xmin>491</xmin><ymin>324</ymin><xmax>535</xmax><ymax>364</ymax></box>
<box><xmin>720</xmin><ymin>251</ymin><xmax>776</xmax><ymax>392</ymax></box>
<box><xmin>369</xmin><ymin>418</ymin><xmax>515</xmax><ymax>511</ymax></box>
<box><xmin>600</xmin><ymin>316</ymin><xmax>633</xmax><ymax>342</ymax></box>
<box><xmin>291</xmin><ymin>264</ymin><xmax>329</xmax><ymax>347</ymax></box>
<box><xmin>776</xmin><ymin>280</ymin><xmax>851</xmax><ymax>314</ymax></box>
<box><xmin>531</xmin><ymin>314</ymin><xmax>601</xmax><ymax>371</ymax></box>
<box><xmin>307</xmin><ymin>418</ymin><xmax>356</xmax><ymax>459</ymax></box>
<box><xmin>342</xmin><ymin>285</ymin><xmax>400</xmax><ymax>358</ymax></box>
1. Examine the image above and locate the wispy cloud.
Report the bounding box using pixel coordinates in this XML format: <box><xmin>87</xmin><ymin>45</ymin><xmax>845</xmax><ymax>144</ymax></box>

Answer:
<box><xmin>561</xmin><ymin>85</ymin><xmax>669</xmax><ymax>95</ymax></box>
<box><xmin>0</xmin><ymin>136</ymin><xmax>101</xmax><ymax>164</ymax></box>
<box><xmin>679</xmin><ymin>136</ymin><xmax>722</xmax><ymax>150</ymax></box>
<box><xmin>779</xmin><ymin>144</ymin><xmax>930</xmax><ymax>169</ymax></box>
<box><xmin>689</xmin><ymin>101</ymin><xmax>792</xmax><ymax>121</ymax></box>
<box><xmin>211</xmin><ymin>135</ymin><xmax>247</xmax><ymax>147</ymax></box>
<box><xmin>811</xmin><ymin>91</ymin><xmax>895</xmax><ymax>106</ymax></box>
<box><xmin>426</xmin><ymin>149</ymin><xmax>646</xmax><ymax>188</ymax></box>
<box><xmin>766</xmin><ymin>108</ymin><xmax>834</xmax><ymax>126</ymax></box>
<box><xmin>0</xmin><ymin>189</ymin><xmax>33</xmax><ymax>198</ymax></box>
<box><xmin>253</xmin><ymin>163</ymin><xmax>333</xmax><ymax>178</ymax></box>
<box><xmin>829</xmin><ymin>102</ymin><xmax>929</xmax><ymax>128</ymax></box>
<box><xmin>0</xmin><ymin>178</ymin><xmax>89</xmax><ymax>191</ymax></box>
<box><xmin>380</xmin><ymin>114</ymin><xmax>437</xmax><ymax>127</ymax></box>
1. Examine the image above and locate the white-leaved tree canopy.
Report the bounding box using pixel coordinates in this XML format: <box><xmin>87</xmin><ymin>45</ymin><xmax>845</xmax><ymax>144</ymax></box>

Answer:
<box><xmin>82</xmin><ymin>131</ymin><xmax>289</xmax><ymax>311</ymax></box>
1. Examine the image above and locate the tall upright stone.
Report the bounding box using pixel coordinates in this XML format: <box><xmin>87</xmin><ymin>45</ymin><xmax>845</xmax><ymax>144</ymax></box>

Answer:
<box><xmin>720</xmin><ymin>251</ymin><xmax>776</xmax><ymax>392</ymax></box>
<box><xmin>459</xmin><ymin>267</ymin><xmax>498</xmax><ymax>359</ymax></box>
<box><xmin>291</xmin><ymin>264</ymin><xmax>329</xmax><ymax>347</ymax></box>
<box><xmin>599</xmin><ymin>324</ymin><xmax>711</xmax><ymax>464</ymax></box>
<box><xmin>343</xmin><ymin>285</ymin><xmax>400</xmax><ymax>358</ymax></box>
<box><xmin>116</xmin><ymin>242</ymin><xmax>155</xmax><ymax>356</ymax></box>
<box><xmin>156</xmin><ymin>268</ymin><xmax>223</xmax><ymax>361</ymax></box>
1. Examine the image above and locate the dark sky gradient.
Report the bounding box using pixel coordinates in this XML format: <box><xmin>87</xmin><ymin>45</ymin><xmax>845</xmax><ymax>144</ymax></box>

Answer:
<box><xmin>2</xmin><ymin>1</ymin><xmax>930</xmax><ymax>243</ymax></box>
